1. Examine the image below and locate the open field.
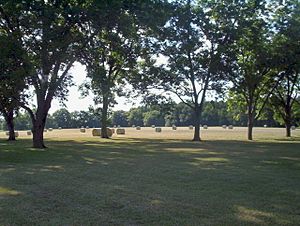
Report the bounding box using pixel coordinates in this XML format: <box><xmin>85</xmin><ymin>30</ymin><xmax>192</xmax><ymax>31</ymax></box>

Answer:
<box><xmin>1</xmin><ymin>127</ymin><xmax>300</xmax><ymax>225</ymax></box>
<box><xmin>1</xmin><ymin>126</ymin><xmax>300</xmax><ymax>141</ymax></box>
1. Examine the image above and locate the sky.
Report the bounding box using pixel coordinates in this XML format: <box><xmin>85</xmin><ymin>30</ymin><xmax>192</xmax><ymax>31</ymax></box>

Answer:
<box><xmin>49</xmin><ymin>55</ymin><xmax>170</xmax><ymax>114</ymax></box>
<box><xmin>49</xmin><ymin>62</ymin><xmax>139</xmax><ymax>114</ymax></box>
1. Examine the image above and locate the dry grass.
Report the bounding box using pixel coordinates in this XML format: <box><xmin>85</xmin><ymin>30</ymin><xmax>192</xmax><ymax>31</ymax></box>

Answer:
<box><xmin>0</xmin><ymin>127</ymin><xmax>300</xmax><ymax>225</ymax></box>
<box><xmin>1</xmin><ymin>126</ymin><xmax>299</xmax><ymax>141</ymax></box>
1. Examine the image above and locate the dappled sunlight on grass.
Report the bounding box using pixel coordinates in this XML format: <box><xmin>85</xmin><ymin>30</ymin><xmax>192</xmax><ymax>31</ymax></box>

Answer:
<box><xmin>0</xmin><ymin>186</ymin><xmax>22</xmax><ymax>196</ymax></box>
<box><xmin>193</xmin><ymin>157</ymin><xmax>229</xmax><ymax>162</ymax></box>
<box><xmin>45</xmin><ymin>165</ymin><xmax>64</xmax><ymax>170</ymax></box>
<box><xmin>279</xmin><ymin>156</ymin><xmax>300</xmax><ymax>161</ymax></box>
<box><xmin>261</xmin><ymin>160</ymin><xmax>280</xmax><ymax>165</ymax></box>
<box><xmin>83</xmin><ymin>156</ymin><xmax>109</xmax><ymax>165</ymax></box>
<box><xmin>0</xmin><ymin>166</ymin><xmax>16</xmax><ymax>173</ymax></box>
<box><xmin>25</xmin><ymin>147</ymin><xmax>47</xmax><ymax>152</ymax></box>
<box><xmin>150</xmin><ymin>199</ymin><xmax>162</xmax><ymax>205</ymax></box>
<box><xmin>0</xmin><ymin>132</ymin><xmax>300</xmax><ymax>225</ymax></box>
<box><xmin>164</xmin><ymin>147</ymin><xmax>213</xmax><ymax>154</ymax></box>
<box><xmin>236</xmin><ymin>206</ymin><xmax>274</xmax><ymax>224</ymax></box>
<box><xmin>40</xmin><ymin>165</ymin><xmax>65</xmax><ymax>172</ymax></box>
<box><xmin>188</xmin><ymin>156</ymin><xmax>230</xmax><ymax>169</ymax></box>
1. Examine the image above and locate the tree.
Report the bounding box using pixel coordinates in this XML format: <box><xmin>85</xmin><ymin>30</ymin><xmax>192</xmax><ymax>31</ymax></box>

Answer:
<box><xmin>14</xmin><ymin>111</ymin><xmax>32</xmax><ymax>130</ymax></box>
<box><xmin>0</xmin><ymin>30</ymin><xmax>30</xmax><ymax>141</ymax></box>
<box><xmin>268</xmin><ymin>0</ymin><xmax>300</xmax><ymax>137</ymax></box>
<box><xmin>111</xmin><ymin>110</ymin><xmax>128</xmax><ymax>127</ymax></box>
<box><xmin>228</xmin><ymin>0</ymin><xmax>281</xmax><ymax>140</ymax></box>
<box><xmin>0</xmin><ymin>118</ymin><xmax>5</xmax><ymax>131</ymax></box>
<box><xmin>139</xmin><ymin>0</ymin><xmax>237</xmax><ymax>141</ymax></box>
<box><xmin>202</xmin><ymin>101</ymin><xmax>231</xmax><ymax>126</ymax></box>
<box><xmin>45</xmin><ymin>114</ymin><xmax>57</xmax><ymax>129</ymax></box>
<box><xmin>79</xmin><ymin>1</ymin><xmax>159</xmax><ymax>138</ymax></box>
<box><xmin>128</xmin><ymin>107</ymin><xmax>145</xmax><ymax>126</ymax></box>
<box><xmin>143</xmin><ymin>110</ymin><xmax>165</xmax><ymax>126</ymax></box>
<box><xmin>0</xmin><ymin>0</ymin><xmax>85</xmax><ymax>148</ymax></box>
<box><xmin>52</xmin><ymin>109</ymin><xmax>72</xmax><ymax>129</ymax></box>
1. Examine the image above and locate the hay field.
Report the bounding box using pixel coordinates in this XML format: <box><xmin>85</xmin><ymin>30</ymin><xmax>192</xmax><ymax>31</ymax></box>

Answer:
<box><xmin>1</xmin><ymin>126</ymin><xmax>299</xmax><ymax>141</ymax></box>
<box><xmin>1</xmin><ymin>126</ymin><xmax>300</xmax><ymax>225</ymax></box>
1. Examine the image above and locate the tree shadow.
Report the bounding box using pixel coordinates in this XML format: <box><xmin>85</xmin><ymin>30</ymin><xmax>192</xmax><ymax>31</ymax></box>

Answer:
<box><xmin>0</xmin><ymin>138</ymin><xmax>300</xmax><ymax>225</ymax></box>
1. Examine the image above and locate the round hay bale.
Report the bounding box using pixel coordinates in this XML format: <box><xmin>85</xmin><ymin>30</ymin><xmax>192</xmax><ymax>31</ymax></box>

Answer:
<box><xmin>132</xmin><ymin>125</ymin><xmax>135</xmax><ymax>128</ymax></box>
<box><xmin>222</xmin><ymin>125</ymin><xmax>227</xmax><ymax>129</ymax></box>
<box><xmin>291</xmin><ymin>126</ymin><xmax>296</xmax><ymax>130</ymax></box>
<box><xmin>48</xmin><ymin>128</ymin><xmax>53</xmax><ymax>131</ymax></box>
<box><xmin>117</xmin><ymin>125</ymin><xmax>121</xmax><ymax>128</ymax></box>
<box><xmin>264</xmin><ymin>125</ymin><xmax>267</xmax><ymax>128</ymax></box>
<box><xmin>203</xmin><ymin>125</ymin><xmax>208</xmax><ymax>129</ymax></box>
<box><xmin>189</xmin><ymin>125</ymin><xmax>193</xmax><ymax>130</ymax></box>
<box><xmin>228</xmin><ymin>125</ymin><xmax>233</xmax><ymax>129</ymax></box>
<box><xmin>80</xmin><ymin>128</ymin><xmax>86</xmax><ymax>133</ymax></box>
<box><xmin>86</xmin><ymin>126</ymin><xmax>89</xmax><ymax>129</ymax></box>
<box><xmin>5</xmin><ymin>131</ymin><xmax>20</xmax><ymax>137</ymax></box>
<box><xmin>151</xmin><ymin>125</ymin><xmax>155</xmax><ymax>128</ymax></box>
<box><xmin>105</xmin><ymin>128</ymin><xmax>113</xmax><ymax>137</ymax></box>
<box><xmin>92</xmin><ymin>128</ymin><xmax>113</xmax><ymax>137</ymax></box>
<box><xmin>116</xmin><ymin>128</ymin><xmax>125</xmax><ymax>135</ymax></box>
<box><xmin>58</xmin><ymin>127</ymin><xmax>62</xmax><ymax>130</ymax></box>
<box><xmin>136</xmin><ymin>126</ymin><xmax>141</xmax><ymax>130</ymax></box>
<box><xmin>113</xmin><ymin>125</ymin><xmax>117</xmax><ymax>128</ymax></box>
<box><xmin>155</xmin><ymin>127</ymin><xmax>162</xmax><ymax>132</ymax></box>
<box><xmin>7</xmin><ymin>131</ymin><xmax>19</xmax><ymax>137</ymax></box>
<box><xmin>27</xmin><ymin>131</ymin><xmax>32</xmax><ymax>136</ymax></box>
<box><xmin>172</xmin><ymin>125</ymin><xmax>177</xmax><ymax>130</ymax></box>
<box><xmin>92</xmin><ymin>129</ymin><xmax>101</xmax><ymax>136</ymax></box>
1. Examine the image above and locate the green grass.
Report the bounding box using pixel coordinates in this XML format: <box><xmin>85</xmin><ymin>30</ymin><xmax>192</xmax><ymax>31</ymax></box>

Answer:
<box><xmin>1</xmin><ymin>137</ymin><xmax>300</xmax><ymax>225</ymax></box>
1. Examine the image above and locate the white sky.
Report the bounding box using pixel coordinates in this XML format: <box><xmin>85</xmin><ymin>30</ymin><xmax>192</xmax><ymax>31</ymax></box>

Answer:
<box><xmin>49</xmin><ymin>62</ymin><xmax>139</xmax><ymax>114</ymax></box>
<box><xmin>50</xmin><ymin>55</ymin><xmax>170</xmax><ymax>114</ymax></box>
<box><xmin>49</xmin><ymin>54</ymin><xmax>217</xmax><ymax>114</ymax></box>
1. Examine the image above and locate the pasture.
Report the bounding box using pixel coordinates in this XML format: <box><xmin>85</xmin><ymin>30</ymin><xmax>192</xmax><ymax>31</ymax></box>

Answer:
<box><xmin>1</xmin><ymin>127</ymin><xmax>300</xmax><ymax>225</ymax></box>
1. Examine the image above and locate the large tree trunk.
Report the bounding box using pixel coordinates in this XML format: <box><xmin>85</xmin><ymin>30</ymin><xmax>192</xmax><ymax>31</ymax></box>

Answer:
<box><xmin>6</xmin><ymin>110</ymin><xmax>16</xmax><ymax>141</ymax></box>
<box><xmin>192</xmin><ymin>109</ymin><xmax>201</xmax><ymax>141</ymax></box>
<box><xmin>284</xmin><ymin>106</ymin><xmax>292</xmax><ymax>137</ymax></box>
<box><xmin>30</xmin><ymin>102</ymin><xmax>50</xmax><ymax>149</ymax></box>
<box><xmin>32</xmin><ymin>122</ymin><xmax>45</xmax><ymax>148</ymax></box>
<box><xmin>101</xmin><ymin>95</ymin><xmax>109</xmax><ymax>138</ymax></box>
<box><xmin>285</xmin><ymin>123</ymin><xmax>291</xmax><ymax>137</ymax></box>
<box><xmin>32</xmin><ymin>116</ymin><xmax>47</xmax><ymax>148</ymax></box>
<box><xmin>247</xmin><ymin>106</ymin><xmax>254</xmax><ymax>141</ymax></box>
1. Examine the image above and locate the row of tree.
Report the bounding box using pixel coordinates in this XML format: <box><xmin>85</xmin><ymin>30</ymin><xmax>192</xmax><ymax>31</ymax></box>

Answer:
<box><xmin>2</xmin><ymin>100</ymin><xmax>298</xmax><ymax>131</ymax></box>
<box><xmin>0</xmin><ymin>0</ymin><xmax>299</xmax><ymax>148</ymax></box>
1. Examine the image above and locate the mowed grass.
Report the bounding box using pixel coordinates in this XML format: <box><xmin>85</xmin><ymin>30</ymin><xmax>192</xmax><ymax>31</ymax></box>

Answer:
<box><xmin>0</xmin><ymin>127</ymin><xmax>300</xmax><ymax>225</ymax></box>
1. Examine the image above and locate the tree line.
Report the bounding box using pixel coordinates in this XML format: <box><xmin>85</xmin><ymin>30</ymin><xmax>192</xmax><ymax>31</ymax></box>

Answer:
<box><xmin>0</xmin><ymin>0</ymin><xmax>299</xmax><ymax>148</ymax></box>
<box><xmin>2</xmin><ymin>100</ymin><xmax>298</xmax><ymax>131</ymax></box>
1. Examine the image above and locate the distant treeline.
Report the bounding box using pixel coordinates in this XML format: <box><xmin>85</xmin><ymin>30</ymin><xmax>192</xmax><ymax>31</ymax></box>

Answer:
<box><xmin>2</xmin><ymin>101</ymin><xmax>294</xmax><ymax>131</ymax></box>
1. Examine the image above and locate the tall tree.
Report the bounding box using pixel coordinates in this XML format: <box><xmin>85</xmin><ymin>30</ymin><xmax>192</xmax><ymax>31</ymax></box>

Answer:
<box><xmin>228</xmin><ymin>0</ymin><xmax>280</xmax><ymax>140</ymax></box>
<box><xmin>128</xmin><ymin>107</ymin><xmax>145</xmax><ymax>126</ymax></box>
<box><xmin>137</xmin><ymin>0</ymin><xmax>237</xmax><ymax>141</ymax></box>
<box><xmin>269</xmin><ymin>0</ymin><xmax>300</xmax><ymax>137</ymax></box>
<box><xmin>1</xmin><ymin>0</ymin><xmax>84</xmax><ymax>148</ymax></box>
<box><xmin>80</xmin><ymin>0</ymin><xmax>167</xmax><ymax>138</ymax></box>
<box><xmin>52</xmin><ymin>108</ymin><xmax>72</xmax><ymax>129</ymax></box>
<box><xmin>143</xmin><ymin>110</ymin><xmax>165</xmax><ymax>126</ymax></box>
<box><xmin>0</xmin><ymin>31</ymin><xmax>30</xmax><ymax>141</ymax></box>
<box><xmin>111</xmin><ymin>110</ymin><xmax>128</xmax><ymax>127</ymax></box>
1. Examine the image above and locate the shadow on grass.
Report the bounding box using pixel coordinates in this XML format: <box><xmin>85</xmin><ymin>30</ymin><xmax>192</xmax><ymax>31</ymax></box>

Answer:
<box><xmin>0</xmin><ymin>137</ymin><xmax>300</xmax><ymax>225</ymax></box>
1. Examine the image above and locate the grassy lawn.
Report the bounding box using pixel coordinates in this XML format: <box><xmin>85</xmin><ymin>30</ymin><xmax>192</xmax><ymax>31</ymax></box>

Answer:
<box><xmin>1</xmin><ymin>129</ymin><xmax>300</xmax><ymax>225</ymax></box>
